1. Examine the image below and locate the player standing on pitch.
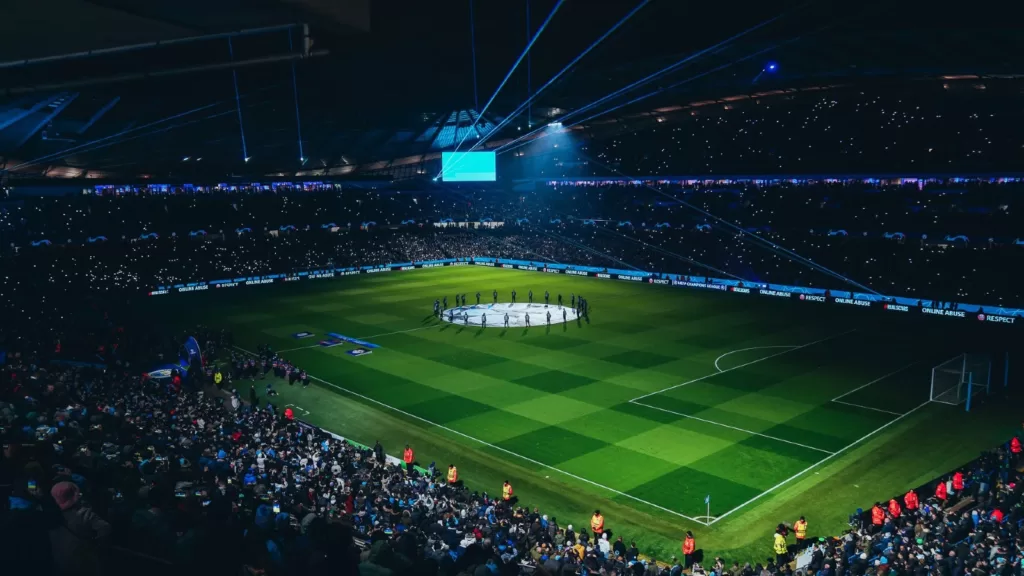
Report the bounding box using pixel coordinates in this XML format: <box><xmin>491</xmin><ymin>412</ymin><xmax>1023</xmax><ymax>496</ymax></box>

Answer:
<box><xmin>482</xmin><ymin>312</ymin><xmax>487</xmax><ymax>327</ymax></box>
<box><xmin>525</xmin><ymin>312</ymin><xmax>530</xmax><ymax>327</ymax></box>
<box><xmin>443</xmin><ymin>296</ymin><xmax>448</xmax><ymax>310</ymax></box>
<box><xmin>504</xmin><ymin>312</ymin><xmax>510</xmax><ymax>327</ymax></box>
<box><xmin>558</xmin><ymin>293</ymin><xmax>563</xmax><ymax>306</ymax></box>
<box><xmin>546</xmin><ymin>310</ymin><xmax>551</xmax><ymax>324</ymax></box>
<box><xmin>563</xmin><ymin>308</ymin><xmax>567</xmax><ymax>322</ymax></box>
<box><xmin>493</xmin><ymin>289</ymin><xmax>498</xmax><ymax>304</ymax></box>
<box><xmin>476</xmin><ymin>292</ymin><xmax>481</xmax><ymax>305</ymax></box>
<box><xmin>512</xmin><ymin>289</ymin><xmax>517</xmax><ymax>304</ymax></box>
<box><xmin>434</xmin><ymin>299</ymin><xmax>440</xmax><ymax>317</ymax></box>
<box><xmin>545</xmin><ymin>290</ymin><xmax>550</xmax><ymax>306</ymax></box>
<box><xmin>571</xmin><ymin>293</ymin><xmax>576</xmax><ymax>308</ymax></box>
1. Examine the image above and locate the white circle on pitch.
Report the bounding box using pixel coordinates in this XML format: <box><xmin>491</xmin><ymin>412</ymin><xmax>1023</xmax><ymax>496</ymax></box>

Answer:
<box><xmin>440</xmin><ymin>303</ymin><xmax>578</xmax><ymax>327</ymax></box>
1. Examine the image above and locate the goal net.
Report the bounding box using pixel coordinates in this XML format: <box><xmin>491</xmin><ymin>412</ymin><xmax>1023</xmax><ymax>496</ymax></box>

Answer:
<box><xmin>930</xmin><ymin>354</ymin><xmax>992</xmax><ymax>407</ymax></box>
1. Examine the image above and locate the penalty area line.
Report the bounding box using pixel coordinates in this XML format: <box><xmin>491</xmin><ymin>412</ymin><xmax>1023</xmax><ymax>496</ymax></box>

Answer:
<box><xmin>831</xmin><ymin>399</ymin><xmax>904</xmax><ymax>416</ymax></box>
<box><xmin>230</xmin><ymin>345</ymin><xmax>705</xmax><ymax>524</ymax></box>
<box><xmin>714</xmin><ymin>346</ymin><xmax>798</xmax><ymax>372</ymax></box>
<box><xmin>631</xmin><ymin>329</ymin><xmax>857</xmax><ymax>403</ymax></box>
<box><xmin>629</xmin><ymin>400</ymin><xmax>836</xmax><ymax>455</ymax></box>
<box><xmin>831</xmin><ymin>362</ymin><xmax>920</xmax><ymax>402</ymax></box>
<box><xmin>707</xmin><ymin>398</ymin><xmax>932</xmax><ymax>526</ymax></box>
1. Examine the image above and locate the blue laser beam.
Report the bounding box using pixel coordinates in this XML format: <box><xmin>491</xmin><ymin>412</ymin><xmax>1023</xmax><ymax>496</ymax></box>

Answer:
<box><xmin>580</xmin><ymin>152</ymin><xmax>881</xmax><ymax>294</ymax></box>
<box><xmin>470</xmin><ymin>0</ymin><xmax>479</xmax><ymax>111</ymax></box>
<box><xmin>289</xmin><ymin>29</ymin><xmax>305</xmax><ymax>162</ymax></box>
<box><xmin>10</xmin><ymin>101</ymin><xmax>226</xmax><ymax>171</ymax></box>
<box><xmin>468</xmin><ymin>0</ymin><xmax>651</xmax><ymax>153</ymax></box>
<box><xmin>228</xmin><ymin>37</ymin><xmax>249</xmax><ymax>162</ymax></box>
<box><xmin>500</xmin><ymin>32</ymin><xmax>815</xmax><ymax>156</ymax></box>
<box><xmin>496</xmin><ymin>13</ymin><xmax>784</xmax><ymax>154</ymax></box>
<box><xmin>438</xmin><ymin>0</ymin><xmax>565</xmax><ymax>178</ymax></box>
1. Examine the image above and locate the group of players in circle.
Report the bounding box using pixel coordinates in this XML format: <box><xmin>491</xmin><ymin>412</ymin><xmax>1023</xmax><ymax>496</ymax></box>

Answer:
<box><xmin>432</xmin><ymin>289</ymin><xmax>590</xmax><ymax>327</ymax></box>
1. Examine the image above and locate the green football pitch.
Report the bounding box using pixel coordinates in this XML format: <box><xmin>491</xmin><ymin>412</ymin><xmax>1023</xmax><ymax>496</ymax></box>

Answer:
<box><xmin>146</xmin><ymin>266</ymin><xmax>1016</xmax><ymax>561</ymax></box>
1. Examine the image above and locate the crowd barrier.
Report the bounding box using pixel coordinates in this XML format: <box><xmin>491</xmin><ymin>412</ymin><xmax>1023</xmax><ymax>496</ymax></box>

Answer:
<box><xmin>149</xmin><ymin>257</ymin><xmax>1023</xmax><ymax>326</ymax></box>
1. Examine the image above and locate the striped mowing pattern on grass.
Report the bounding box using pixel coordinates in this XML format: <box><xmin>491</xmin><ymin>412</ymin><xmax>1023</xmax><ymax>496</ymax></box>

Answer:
<box><xmin>153</xmin><ymin>266</ymin><xmax>968</xmax><ymax>526</ymax></box>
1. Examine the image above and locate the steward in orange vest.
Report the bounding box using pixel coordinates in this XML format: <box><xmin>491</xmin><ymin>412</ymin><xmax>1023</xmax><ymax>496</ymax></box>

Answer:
<box><xmin>1012</xmin><ymin>437</ymin><xmax>1022</xmax><ymax>454</ymax></box>
<box><xmin>904</xmin><ymin>489</ymin><xmax>919</xmax><ymax>510</ymax></box>
<box><xmin>794</xmin><ymin>517</ymin><xmax>807</xmax><ymax>542</ymax></box>
<box><xmin>888</xmin><ymin>498</ymin><xmax>901</xmax><ymax>518</ymax></box>
<box><xmin>403</xmin><ymin>445</ymin><xmax>414</xmax><ymax>472</ymax></box>
<box><xmin>591</xmin><ymin>510</ymin><xmax>605</xmax><ymax>535</ymax></box>
<box><xmin>952</xmin><ymin>471</ymin><xmax>964</xmax><ymax>492</ymax></box>
<box><xmin>447</xmin><ymin>464</ymin><xmax>458</xmax><ymax>484</ymax></box>
<box><xmin>502</xmin><ymin>481</ymin><xmax>514</xmax><ymax>501</ymax></box>
<box><xmin>871</xmin><ymin>503</ymin><xmax>884</xmax><ymax>526</ymax></box>
<box><xmin>935</xmin><ymin>481</ymin><xmax>948</xmax><ymax>502</ymax></box>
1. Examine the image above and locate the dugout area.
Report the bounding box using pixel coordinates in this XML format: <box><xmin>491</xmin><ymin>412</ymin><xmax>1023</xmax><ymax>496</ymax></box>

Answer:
<box><xmin>146</xmin><ymin>265</ymin><xmax>1019</xmax><ymax>560</ymax></box>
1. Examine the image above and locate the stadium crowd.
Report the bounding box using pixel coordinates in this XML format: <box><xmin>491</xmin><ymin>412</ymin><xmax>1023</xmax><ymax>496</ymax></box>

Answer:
<box><xmin>3</xmin><ymin>313</ymin><xmax>1024</xmax><ymax>576</ymax></box>
<box><xmin>3</xmin><ymin>176</ymin><xmax>1024</xmax><ymax>312</ymax></box>
<box><xmin>535</xmin><ymin>85</ymin><xmax>1024</xmax><ymax>177</ymax></box>
<box><xmin>0</xmin><ymin>319</ymin><xmax>689</xmax><ymax>576</ymax></box>
<box><xmin>4</xmin><ymin>81</ymin><xmax>1024</xmax><ymax>575</ymax></box>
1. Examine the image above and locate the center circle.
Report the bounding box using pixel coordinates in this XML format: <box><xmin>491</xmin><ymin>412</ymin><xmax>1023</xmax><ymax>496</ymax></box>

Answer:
<box><xmin>440</xmin><ymin>303</ymin><xmax>579</xmax><ymax>327</ymax></box>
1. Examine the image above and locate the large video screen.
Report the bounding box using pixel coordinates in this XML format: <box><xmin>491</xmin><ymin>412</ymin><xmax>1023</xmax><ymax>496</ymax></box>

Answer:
<box><xmin>440</xmin><ymin>151</ymin><xmax>496</xmax><ymax>182</ymax></box>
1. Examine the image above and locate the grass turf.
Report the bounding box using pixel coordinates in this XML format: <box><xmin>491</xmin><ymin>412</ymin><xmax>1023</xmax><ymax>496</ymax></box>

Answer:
<box><xmin>145</xmin><ymin>266</ymin><xmax>1018</xmax><ymax>563</ymax></box>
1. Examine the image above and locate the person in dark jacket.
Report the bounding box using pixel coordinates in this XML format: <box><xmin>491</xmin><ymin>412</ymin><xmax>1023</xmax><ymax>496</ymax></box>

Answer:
<box><xmin>49</xmin><ymin>481</ymin><xmax>112</xmax><ymax>576</ymax></box>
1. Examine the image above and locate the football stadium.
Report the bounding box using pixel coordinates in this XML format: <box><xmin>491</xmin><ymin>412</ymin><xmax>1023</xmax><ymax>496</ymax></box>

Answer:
<box><xmin>2</xmin><ymin>1</ymin><xmax>1024</xmax><ymax>575</ymax></box>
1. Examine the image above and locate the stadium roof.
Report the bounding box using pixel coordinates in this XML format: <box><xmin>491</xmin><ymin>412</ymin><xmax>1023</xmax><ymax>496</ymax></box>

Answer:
<box><xmin>0</xmin><ymin>0</ymin><xmax>1020</xmax><ymax>182</ymax></box>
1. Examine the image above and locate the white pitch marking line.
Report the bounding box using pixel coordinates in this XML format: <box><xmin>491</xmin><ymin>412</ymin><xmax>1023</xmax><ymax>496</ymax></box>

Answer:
<box><xmin>707</xmin><ymin>399</ymin><xmax>930</xmax><ymax>525</ymax></box>
<box><xmin>230</xmin><ymin>345</ymin><xmax>705</xmax><ymax>524</ymax></box>
<box><xmin>831</xmin><ymin>400</ymin><xmax>905</xmax><ymax>416</ymax></box>
<box><xmin>629</xmin><ymin>400</ymin><xmax>836</xmax><ymax>455</ymax></box>
<box><xmin>357</xmin><ymin>324</ymin><xmax>439</xmax><ymax>340</ymax></box>
<box><xmin>277</xmin><ymin>344</ymin><xmax>322</xmax><ymax>353</ymax></box>
<box><xmin>277</xmin><ymin>325</ymin><xmax>439</xmax><ymax>352</ymax></box>
<box><xmin>714</xmin><ymin>346</ymin><xmax>799</xmax><ymax>372</ymax></box>
<box><xmin>831</xmin><ymin>362</ymin><xmax>920</xmax><ymax>402</ymax></box>
<box><xmin>630</xmin><ymin>329</ymin><xmax>857</xmax><ymax>403</ymax></box>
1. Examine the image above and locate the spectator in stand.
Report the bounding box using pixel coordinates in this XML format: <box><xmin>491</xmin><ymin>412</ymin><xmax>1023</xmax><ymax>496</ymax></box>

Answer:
<box><xmin>49</xmin><ymin>481</ymin><xmax>112</xmax><ymax>576</ymax></box>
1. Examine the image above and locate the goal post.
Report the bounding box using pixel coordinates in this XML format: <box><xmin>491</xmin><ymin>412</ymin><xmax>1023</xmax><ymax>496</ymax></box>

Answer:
<box><xmin>930</xmin><ymin>353</ymin><xmax>992</xmax><ymax>410</ymax></box>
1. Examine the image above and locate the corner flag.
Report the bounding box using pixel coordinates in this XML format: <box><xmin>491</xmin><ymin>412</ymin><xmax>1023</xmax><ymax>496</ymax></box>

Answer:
<box><xmin>704</xmin><ymin>495</ymin><xmax>711</xmax><ymax>504</ymax></box>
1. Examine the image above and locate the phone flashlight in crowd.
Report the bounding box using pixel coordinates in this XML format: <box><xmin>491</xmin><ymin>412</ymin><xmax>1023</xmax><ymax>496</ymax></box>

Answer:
<box><xmin>27</xmin><ymin>480</ymin><xmax>37</xmax><ymax>491</ymax></box>
<box><xmin>273</xmin><ymin>503</ymin><xmax>281</xmax><ymax>514</ymax></box>
<box><xmin>175</xmin><ymin>491</ymin><xmax>187</xmax><ymax>498</ymax></box>
<box><xmin>202</xmin><ymin>500</ymin><xmax>211</xmax><ymax>507</ymax></box>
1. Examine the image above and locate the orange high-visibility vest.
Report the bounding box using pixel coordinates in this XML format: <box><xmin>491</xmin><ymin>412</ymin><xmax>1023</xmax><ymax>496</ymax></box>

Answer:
<box><xmin>953</xmin><ymin>472</ymin><xmax>964</xmax><ymax>491</ymax></box>
<box><xmin>447</xmin><ymin>466</ymin><xmax>458</xmax><ymax>484</ymax></box>
<box><xmin>1012</xmin><ymin>437</ymin><xmax>1022</xmax><ymax>454</ymax></box>
<box><xmin>794</xmin><ymin>520</ymin><xmax>807</xmax><ymax>540</ymax></box>
<box><xmin>682</xmin><ymin>536</ymin><xmax>695</xmax><ymax>555</ymax></box>
<box><xmin>935</xmin><ymin>482</ymin><xmax>948</xmax><ymax>501</ymax></box>
<box><xmin>904</xmin><ymin>490</ymin><xmax>919</xmax><ymax>510</ymax></box>
<box><xmin>502</xmin><ymin>483</ymin><xmax>513</xmax><ymax>500</ymax></box>
<box><xmin>871</xmin><ymin>505</ymin><xmax>884</xmax><ymax>525</ymax></box>
<box><xmin>888</xmin><ymin>499</ymin><xmax>901</xmax><ymax>518</ymax></box>
<box><xmin>403</xmin><ymin>448</ymin><xmax>414</xmax><ymax>464</ymax></box>
<box><xmin>591</xmin><ymin>513</ymin><xmax>605</xmax><ymax>534</ymax></box>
